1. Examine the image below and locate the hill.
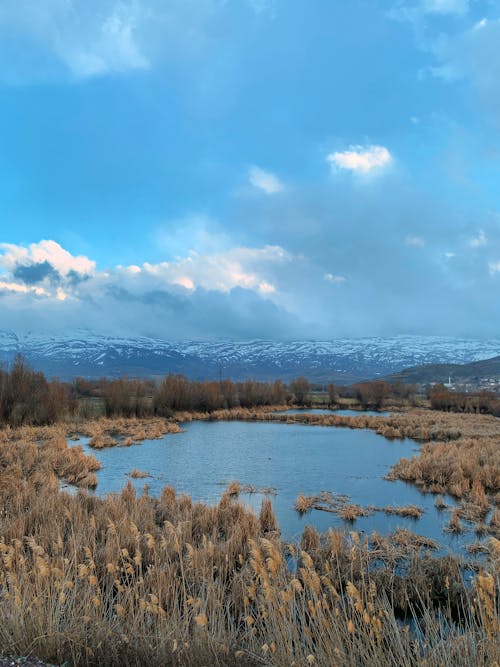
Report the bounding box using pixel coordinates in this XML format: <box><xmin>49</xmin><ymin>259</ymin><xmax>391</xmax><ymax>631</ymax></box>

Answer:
<box><xmin>388</xmin><ymin>355</ymin><xmax>500</xmax><ymax>389</ymax></box>
<box><xmin>1</xmin><ymin>331</ymin><xmax>500</xmax><ymax>383</ymax></box>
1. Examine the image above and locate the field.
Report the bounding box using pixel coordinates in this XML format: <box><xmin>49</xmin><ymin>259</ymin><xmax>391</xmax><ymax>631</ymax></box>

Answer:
<box><xmin>0</xmin><ymin>406</ymin><xmax>499</xmax><ymax>666</ymax></box>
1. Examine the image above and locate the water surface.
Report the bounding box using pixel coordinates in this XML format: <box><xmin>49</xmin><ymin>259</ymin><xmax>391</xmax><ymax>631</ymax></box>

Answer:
<box><xmin>275</xmin><ymin>408</ymin><xmax>391</xmax><ymax>416</ymax></box>
<box><xmin>69</xmin><ymin>418</ymin><xmax>472</xmax><ymax>554</ymax></box>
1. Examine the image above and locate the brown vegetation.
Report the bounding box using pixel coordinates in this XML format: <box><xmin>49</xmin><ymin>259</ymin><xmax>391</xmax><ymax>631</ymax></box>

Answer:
<box><xmin>429</xmin><ymin>385</ymin><xmax>500</xmax><ymax>416</ymax></box>
<box><xmin>73</xmin><ymin>417</ymin><xmax>183</xmax><ymax>448</ymax></box>
<box><xmin>0</xmin><ymin>424</ymin><xmax>498</xmax><ymax>665</ymax></box>
<box><xmin>294</xmin><ymin>492</ymin><xmax>424</xmax><ymax>522</ymax></box>
<box><xmin>382</xmin><ymin>505</ymin><xmax>423</xmax><ymax>519</ymax></box>
<box><xmin>128</xmin><ymin>469</ymin><xmax>152</xmax><ymax>479</ymax></box>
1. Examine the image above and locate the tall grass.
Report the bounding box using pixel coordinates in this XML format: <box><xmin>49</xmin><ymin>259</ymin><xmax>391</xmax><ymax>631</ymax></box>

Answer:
<box><xmin>0</xmin><ymin>424</ymin><xmax>498</xmax><ymax>666</ymax></box>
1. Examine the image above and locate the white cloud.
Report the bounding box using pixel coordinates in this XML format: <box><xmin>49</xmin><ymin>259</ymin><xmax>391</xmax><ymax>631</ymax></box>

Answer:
<box><xmin>468</xmin><ymin>230</ymin><xmax>487</xmax><ymax>248</ymax></box>
<box><xmin>0</xmin><ymin>280</ymin><xmax>47</xmax><ymax>296</ymax></box>
<box><xmin>405</xmin><ymin>235</ymin><xmax>425</xmax><ymax>247</ymax></box>
<box><xmin>324</xmin><ymin>273</ymin><xmax>346</xmax><ymax>284</ymax></box>
<box><xmin>489</xmin><ymin>261</ymin><xmax>500</xmax><ymax>275</ymax></box>
<box><xmin>140</xmin><ymin>245</ymin><xmax>290</xmax><ymax>293</ymax></box>
<box><xmin>473</xmin><ymin>18</ymin><xmax>487</xmax><ymax>31</ymax></box>
<box><xmin>0</xmin><ymin>240</ymin><xmax>291</xmax><ymax>304</ymax></box>
<box><xmin>248</xmin><ymin>166</ymin><xmax>285</xmax><ymax>194</ymax></box>
<box><xmin>327</xmin><ymin>145</ymin><xmax>392</xmax><ymax>174</ymax></box>
<box><xmin>0</xmin><ymin>239</ymin><xmax>300</xmax><ymax>338</ymax></box>
<box><xmin>57</xmin><ymin>8</ymin><xmax>149</xmax><ymax>78</ymax></box>
<box><xmin>0</xmin><ymin>240</ymin><xmax>95</xmax><ymax>276</ymax></box>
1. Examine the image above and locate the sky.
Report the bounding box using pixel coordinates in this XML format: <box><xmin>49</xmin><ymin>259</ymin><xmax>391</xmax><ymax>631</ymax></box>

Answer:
<box><xmin>1</xmin><ymin>0</ymin><xmax>500</xmax><ymax>340</ymax></box>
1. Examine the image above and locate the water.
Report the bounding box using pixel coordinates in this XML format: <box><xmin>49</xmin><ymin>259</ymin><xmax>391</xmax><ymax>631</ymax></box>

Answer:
<box><xmin>68</xmin><ymin>418</ymin><xmax>475</xmax><ymax>555</ymax></box>
<box><xmin>275</xmin><ymin>408</ymin><xmax>391</xmax><ymax>416</ymax></box>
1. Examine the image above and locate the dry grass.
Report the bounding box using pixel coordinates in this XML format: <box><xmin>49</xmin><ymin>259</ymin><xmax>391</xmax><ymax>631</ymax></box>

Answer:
<box><xmin>226</xmin><ymin>481</ymin><xmax>241</xmax><ymax>497</ymax></box>
<box><xmin>128</xmin><ymin>469</ymin><xmax>152</xmax><ymax>479</ymax></box>
<box><xmin>338</xmin><ymin>503</ymin><xmax>371</xmax><ymax>522</ymax></box>
<box><xmin>294</xmin><ymin>493</ymin><xmax>423</xmax><ymax>523</ymax></box>
<box><xmin>70</xmin><ymin>417</ymin><xmax>183</xmax><ymax>448</ymax></box>
<box><xmin>0</xmin><ymin>431</ymin><xmax>497</xmax><ymax>666</ymax></box>
<box><xmin>435</xmin><ymin>495</ymin><xmax>448</xmax><ymax>511</ymax></box>
<box><xmin>0</xmin><ymin>416</ymin><xmax>499</xmax><ymax>666</ymax></box>
<box><xmin>382</xmin><ymin>505</ymin><xmax>423</xmax><ymax>519</ymax></box>
<box><xmin>448</xmin><ymin>509</ymin><xmax>465</xmax><ymax>534</ymax></box>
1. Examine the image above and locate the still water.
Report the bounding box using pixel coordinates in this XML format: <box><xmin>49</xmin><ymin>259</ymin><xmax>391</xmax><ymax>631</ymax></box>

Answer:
<box><xmin>68</xmin><ymin>416</ymin><xmax>473</xmax><ymax>554</ymax></box>
<box><xmin>274</xmin><ymin>408</ymin><xmax>391</xmax><ymax>416</ymax></box>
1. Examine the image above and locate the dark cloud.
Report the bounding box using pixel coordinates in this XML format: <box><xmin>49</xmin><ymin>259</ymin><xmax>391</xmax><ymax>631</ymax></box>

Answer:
<box><xmin>66</xmin><ymin>269</ymin><xmax>91</xmax><ymax>286</ymax></box>
<box><xmin>12</xmin><ymin>260</ymin><xmax>61</xmax><ymax>285</ymax></box>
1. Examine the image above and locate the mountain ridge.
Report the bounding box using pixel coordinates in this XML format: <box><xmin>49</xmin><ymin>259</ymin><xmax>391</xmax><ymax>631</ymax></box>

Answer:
<box><xmin>1</xmin><ymin>330</ymin><xmax>500</xmax><ymax>383</ymax></box>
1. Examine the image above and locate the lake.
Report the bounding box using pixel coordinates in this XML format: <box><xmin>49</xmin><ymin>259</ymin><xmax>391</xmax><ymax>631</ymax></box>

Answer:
<box><xmin>67</xmin><ymin>415</ymin><xmax>474</xmax><ymax>555</ymax></box>
<box><xmin>274</xmin><ymin>408</ymin><xmax>392</xmax><ymax>416</ymax></box>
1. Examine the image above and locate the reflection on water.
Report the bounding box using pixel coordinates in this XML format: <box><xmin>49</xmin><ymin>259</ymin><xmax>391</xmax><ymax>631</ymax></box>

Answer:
<box><xmin>68</xmin><ymin>419</ymin><xmax>472</xmax><ymax>554</ymax></box>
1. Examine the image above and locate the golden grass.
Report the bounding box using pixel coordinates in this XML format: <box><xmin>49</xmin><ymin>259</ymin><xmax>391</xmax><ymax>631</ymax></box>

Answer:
<box><xmin>382</xmin><ymin>504</ymin><xmax>423</xmax><ymax>519</ymax></box>
<box><xmin>70</xmin><ymin>417</ymin><xmax>183</xmax><ymax>448</ymax></box>
<box><xmin>294</xmin><ymin>493</ymin><xmax>424</xmax><ymax>523</ymax></box>
<box><xmin>0</xmin><ymin>423</ymin><xmax>498</xmax><ymax>666</ymax></box>
<box><xmin>128</xmin><ymin>469</ymin><xmax>152</xmax><ymax>479</ymax></box>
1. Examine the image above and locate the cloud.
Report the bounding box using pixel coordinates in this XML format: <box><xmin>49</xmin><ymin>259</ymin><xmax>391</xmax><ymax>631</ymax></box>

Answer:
<box><xmin>0</xmin><ymin>0</ymin><xmax>150</xmax><ymax>80</ymax></box>
<box><xmin>468</xmin><ymin>230</ymin><xmax>487</xmax><ymax>248</ymax></box>
<box><xmin>0</xmin><ymin>240</ymin><xmax>95</xmax><ymax>282</ymax></box>
<box><xmin>405</xmin><ymin>235</ymin><xmax>425</xmax><ymax>247</ymax></box>
<box><xmin>140</xmin><ymin>244</ymin><xmax>290</xmax><ymax>294</ymax></box>
<box><xmin>324</xmin><ymin>273</ymin><xmax>346</xmax><ymax>285</ymax></box>
<box><xmin>155</xmin><ymin>214</ymin><xmax>231</xmax><ymax>258</ymax></box>
<box><xmin>389</xmin><ymin>0</ymin><xmax>469</xmax><ymax>23</ymax></box>
<box><xmin>0</xmin><ymin>0</ymin><xmax>274</xmax><ymax>82</ymax></box>
<box><xmin>327</xmin><ymin>145</ymin><xmax>392</xmax><ymax>174</ymax></box>
<box><xmin>421</xmin><ymin>0</ymin><xmax>469</xmax><ymax>15</ymax></box>
<box><xmin>425</xmin><ymin>18</ymin><xmax>500</xmax><ymax>121</ymax></box>
<box><xmin>0</xmin><ymin>239</ymin><xmax>300</xmax><ymax>337</ymax></box>
<box><xmin>0</xmin><ymin>240</ymin><xmax>95</xmax><ymax>278</ymax></box>
<box><xmin>248</xmin><ymin>166</ymin><xmax>285</xmax><ymax>194</ymax></box>
<box><xmin>12</xmin><ymin>260</ymin><xmax>61</xmax><ymax>285</ymax></box>
<box><xmin>489</xmin><ymin>261</ymin><xmax>500</xmax><ymax>275</ymax></box>
<box><xmin>0</xmin><ymin>280</ymin><xmax>47</xmax><ymax>296</ymax></box>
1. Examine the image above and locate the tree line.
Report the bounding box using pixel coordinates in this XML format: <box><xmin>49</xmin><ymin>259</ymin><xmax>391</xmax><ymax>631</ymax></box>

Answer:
<box><xmin>428</xmin><ymin>384</ymin><xmax>500</xmax><ymax>416</ymax></box>
<box><xmin>0</xmin><ymin>355</ymin><xmax>77</xmax><ymax>426</ymax></box>
<box><xmin>0</xmin><ymin>355</ymin><xmax>424</xmax><ymax>427</ymax></box>
<box><xmin>0</xmin><ymin>356</ymin><xmax>299</xmax><ymax>426</ymax></box>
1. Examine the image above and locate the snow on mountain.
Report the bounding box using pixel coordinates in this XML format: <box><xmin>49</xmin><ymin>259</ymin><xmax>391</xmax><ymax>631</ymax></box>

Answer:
<box><xmin>0</xmin><ymin>330</ymin><xmax>499</xmax><ymax>383</ymax></box>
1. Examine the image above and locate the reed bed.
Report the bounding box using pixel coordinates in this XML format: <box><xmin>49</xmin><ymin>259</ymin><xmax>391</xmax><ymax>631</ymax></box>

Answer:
<box><xmin>0</xmin><ymin>452</ymin><xmax>498</xmax><ymax>666</ymax></box>
<box><xmin>0</xmin><ymin>416</ymin><xmax>498</xmax><ymax>665</ymax></box>
<box><xmin>294</xmin><ymin>492</ymin><xmax>423</xmax><ymax>522</ymax></box>
<box><xmin>69</xmin><ymin>417</ymin><xmax>183</xmax><ymax>448</ymax></box>
<box><xmin>128</xmin><ymin>469</ymin><xmax>152</xmax><ymax>479</ymax></box>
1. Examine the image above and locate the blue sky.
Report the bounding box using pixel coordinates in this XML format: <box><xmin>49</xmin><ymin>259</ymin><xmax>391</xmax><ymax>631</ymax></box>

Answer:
<box><xmin>1</xmin><ymin>0</ymin><xmax>500</xmax><ymax>339</ymax></box>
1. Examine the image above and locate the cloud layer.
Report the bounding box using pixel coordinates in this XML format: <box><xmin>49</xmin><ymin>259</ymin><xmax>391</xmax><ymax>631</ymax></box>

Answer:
<box><xmin>0</xmin><ymin>240</ymin><xmax>303</xmax><ymax>338</ymax></box>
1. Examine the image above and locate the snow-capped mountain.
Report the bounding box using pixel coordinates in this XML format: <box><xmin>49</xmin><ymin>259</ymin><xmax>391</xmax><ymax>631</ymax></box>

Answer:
<box><xmin>1</xmin><ymin>330</ymin><xmax>499</xmax><ymax>383</ymax></box>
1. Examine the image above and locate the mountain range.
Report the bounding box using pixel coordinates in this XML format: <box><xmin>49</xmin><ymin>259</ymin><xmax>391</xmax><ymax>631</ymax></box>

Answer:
<box><xmin>1</xmin><ymin>330</ymin><xmax>500</xmax><ymax>384</ymax></box>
